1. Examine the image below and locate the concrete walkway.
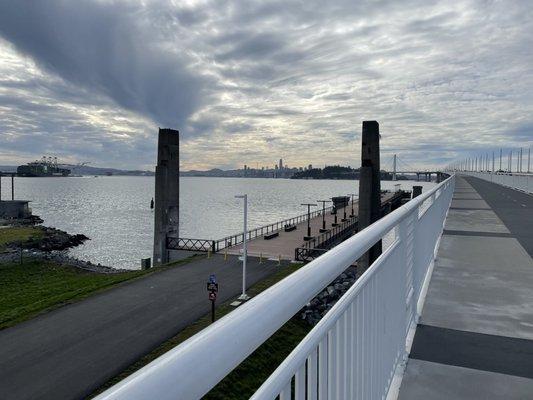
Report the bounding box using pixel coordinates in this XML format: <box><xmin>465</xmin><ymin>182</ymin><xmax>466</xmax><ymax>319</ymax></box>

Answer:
<box><xmin>0</xmin><ymin>255</ymin><xmax>286</xmax><ymax>400</ymax></box>
<box><xmin>398</xmin><ymin>176</ymin><xmax>533</xmax><ymax>399</ymax></box>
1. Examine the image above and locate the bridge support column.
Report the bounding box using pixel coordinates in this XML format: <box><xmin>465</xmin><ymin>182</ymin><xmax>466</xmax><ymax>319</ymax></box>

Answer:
<box><xmin>153</xmin><ymin>128</ymin><xmax>180</xmax><ymax>265</ymax></box>
<box><xmin>358</xmin><ymin>121</ymin><xmax>382</xmax><ymax>275</ymax></box>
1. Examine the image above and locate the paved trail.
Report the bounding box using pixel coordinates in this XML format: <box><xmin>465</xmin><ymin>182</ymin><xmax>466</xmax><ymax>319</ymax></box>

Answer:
<box><xmin>399</xmin><ymin>176</ymin><xmax>533</xmax><ymax>399</ymax></box>
<box><xmin>0</xmin><ymin>255</ymin><xmax>285</xmax><ymax>400</ymax></box>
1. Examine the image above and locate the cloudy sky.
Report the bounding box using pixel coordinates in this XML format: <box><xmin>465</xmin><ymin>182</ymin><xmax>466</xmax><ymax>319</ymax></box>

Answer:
<box><xmin>0</xmin><ymin>0</ymin><xmax>531</xmax><ymax>171</ymax></box>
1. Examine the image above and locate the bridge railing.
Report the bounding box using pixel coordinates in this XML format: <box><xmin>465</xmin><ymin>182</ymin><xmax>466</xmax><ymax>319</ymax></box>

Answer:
<box><xmin>462</xmin><ymin>171</ymin><xmax>532</xmax><ymax>194</ymax></box>
<box><xmin>95</xmin><ymin>176</ymin><xmax>454</xmax><ymax>400</ymax></box>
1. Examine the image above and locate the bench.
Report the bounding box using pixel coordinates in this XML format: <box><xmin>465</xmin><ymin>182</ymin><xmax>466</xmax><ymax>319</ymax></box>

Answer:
<box><xmin>284</xmin><ymin>224</ymin><xmax>296</xmax><ymax>232</ymax></box>
<box><xmin>264</xmin><ymin>232</ymin><xmax>279</xmax><ymax>240</ymax></box>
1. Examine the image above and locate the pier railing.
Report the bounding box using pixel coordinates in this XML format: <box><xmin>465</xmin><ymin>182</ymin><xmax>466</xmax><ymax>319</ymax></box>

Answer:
<box><xmin>170</xmin><ymin>205</ymin><xmax>334</xmax><ymax>252</ymax></box>
<box><xmin>95</xmin><ymin>175</ymin><xmax>454</xmax><ymax>400</ymax></box>
<box><xmin>295</xmin><ymin>191</ymin><xmax>406</xmax><ymax>261</ymax></box>
<box><xmin>295</xmin><ymin>215</ymin><xmax>359</xmax><ymax>261</ymax></box>
<box><xmin>462</xmin><ymin>171</ymin><xmax>532</xmax><ymax>194</ymax></box>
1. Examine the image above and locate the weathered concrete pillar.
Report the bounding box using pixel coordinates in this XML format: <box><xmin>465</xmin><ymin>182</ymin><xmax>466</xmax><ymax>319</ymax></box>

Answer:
<box><xmin>153</xmin><ymin>128</ymin><xmax>180</xmax><ymax>265</ymax></box>
<box><xmin>412</xmin><ymin>186</ymin><xmax>422</xmax><ymax>198</ymax></box>
<box><xmin>358</xmin><ymin>121</ymin><xmax>382</xmax><ymax>274</ymax></box>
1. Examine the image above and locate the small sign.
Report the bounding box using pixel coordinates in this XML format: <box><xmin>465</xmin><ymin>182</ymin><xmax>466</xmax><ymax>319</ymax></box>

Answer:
<box><xmin>209</xmin><ymin>292</ymin><xmax>217</xmax><ymax>301</ymax></box>
<box><xmin>207</xmin><ymin>282</ymin><xmax>219</xmax><ymax>292</ymax></box>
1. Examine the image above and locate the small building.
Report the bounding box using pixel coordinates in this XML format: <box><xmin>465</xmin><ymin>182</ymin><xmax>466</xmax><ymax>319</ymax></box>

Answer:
<box><xmin>0</xmin><ymin>200</ymin><xmax>32</xmax><ymax>219</ymax></box>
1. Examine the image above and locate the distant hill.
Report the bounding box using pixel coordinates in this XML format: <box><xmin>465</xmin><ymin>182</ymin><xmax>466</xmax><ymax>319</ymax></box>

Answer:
<box><xmin>0</xmin><ymin>165</ymin><xmax>154</xmax><ymax>176</ymax></box>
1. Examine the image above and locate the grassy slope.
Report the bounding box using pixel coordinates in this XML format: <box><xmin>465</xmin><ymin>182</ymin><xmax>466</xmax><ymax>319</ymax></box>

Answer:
<box><xmin>0</xmin><ymin>226</ymin><xmax>44</xmax><ymax>251</ymax></box>
<box><xmin>95</xmin><ymin>262</ymin><xmax>311</xmax><ymax>400</ymax></box>
<box><xmin>0</xmin><ymin>257</ymin><xmax>195</xmax><ymax>330</ymax></box>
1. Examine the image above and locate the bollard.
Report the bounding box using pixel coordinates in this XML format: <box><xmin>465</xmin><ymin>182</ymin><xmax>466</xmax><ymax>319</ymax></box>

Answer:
<box><xmin>224</xmin><ymin>248</ymin><xmax>228</xmax><ymax>261</ymax></box>
<box><xmin>278</xmin><ymin>255</ymin><xmax>281</xmax><ymax>266</ymax></box>
<box><xmin>207</xmin><ymin>249</ymin><xmax>212</xmax><ymax>259</ymax></box>
<box><xmin>259</xmin><ymin>253</ymin><xmax>263</xmax><ymax>264</ymax></box>
<box><xmin>141</xmin><ymin>258</ymin><xmax>152</xmax><ymax>270</ymax></box>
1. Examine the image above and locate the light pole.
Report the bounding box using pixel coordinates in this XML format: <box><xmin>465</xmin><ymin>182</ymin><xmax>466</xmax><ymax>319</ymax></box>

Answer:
<box><xmin>235</xmin><ymin>194</ymin><xmax>249</xmax><ymax>301</ymax></box>
<box><xmin>348</xmin><ymin>194</ymin><xmax>356</xmax><ymax>217</ymax></box>
<box><xmin>301</xmin><ymin>203</ymin><xmax>317</xmax><ymax>239</ymax></box>
<box><xmin>317</xmin><ymin>200</ymin><xmax>331</xmax><ymax>232</ymax></box>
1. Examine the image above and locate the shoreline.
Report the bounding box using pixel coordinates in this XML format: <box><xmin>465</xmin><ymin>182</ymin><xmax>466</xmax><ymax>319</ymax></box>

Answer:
<box><xmin>0</xmin><ymin>219</ymin><xmax>124</xmax><ymax>273</ymax></box>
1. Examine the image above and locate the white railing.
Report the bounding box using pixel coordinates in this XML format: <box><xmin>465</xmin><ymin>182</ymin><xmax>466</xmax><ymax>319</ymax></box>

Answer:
<box><xmin>462</xmin><ymin>171</ymin><xmax>532</xmax><ymax>194</ymax></box>
<box><xmin>95</xmin><ymin>176</ymin><xmax>455</xmax><ymax>400</ymax></box>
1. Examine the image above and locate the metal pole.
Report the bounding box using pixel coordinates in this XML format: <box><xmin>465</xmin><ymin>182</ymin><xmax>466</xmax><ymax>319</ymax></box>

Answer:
<box><xmin>317</xmin><ymin>200</ymin><xmax>330</xmax><ymax>231</ymax></box>
<box><xmin>520</xmin><ymin>148</ymin><xmax>523</xmax><ymax>172</ymax></box>
<box><xmin>11</xmin><ymin>174</ymin><xmax>14</xmax><ymax>200</ymax></box>
<box><xmin>499</xmin><ymin>148</ymin><xmax>502</xmax><ymax>171</ymax></box>
<box><xmin>235</xmin><ymin>194</ymin><xmax>249</xmax><ymax>301</ymax></box>
<box><xmin>492</xmin><ymin>151</ymin><xmax>494</xmax><ymax>181</ymax></box>
<box><xmin>392</xmin><ymin>154</ymin><xmax>397</xmax><ymax>181</ymax></box>
<box><xmin>527</xmin><ymin>147</ymin><xmax>531</xmax><ymax>174</ymax></box>
<box><xmin>301</xmin><ymin>203</ymin><xmax>317</xmax><ymax>238</ymax></box>
<box><xmin>348</xmin><ymin>194</ymin><xmax>356</xmax><ymax>217</ymax></box>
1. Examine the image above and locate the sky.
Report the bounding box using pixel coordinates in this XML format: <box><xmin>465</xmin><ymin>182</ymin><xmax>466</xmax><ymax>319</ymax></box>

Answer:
<box><xmin>0</xmin><ymin>0</ymin><xmax>532</xmax><ymax>171</ymax></box>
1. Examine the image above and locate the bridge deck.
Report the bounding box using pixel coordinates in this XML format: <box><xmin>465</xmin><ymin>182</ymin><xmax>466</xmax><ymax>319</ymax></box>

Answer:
<box><xmin>226</xmin><ymin>192</ymin><xmax>399</xmax><ymax>260</ymax></box>
<box><xmin>398</xmin><ymin>175</ymin><xmax>533</xmax><ymax>399</ymax></box>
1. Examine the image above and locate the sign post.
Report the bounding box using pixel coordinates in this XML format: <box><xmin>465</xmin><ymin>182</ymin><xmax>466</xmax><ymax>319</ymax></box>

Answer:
<box><xmin>207</xmin><ymin>274</ymin><xmax>218</xmax><ymax>323</ymax></box>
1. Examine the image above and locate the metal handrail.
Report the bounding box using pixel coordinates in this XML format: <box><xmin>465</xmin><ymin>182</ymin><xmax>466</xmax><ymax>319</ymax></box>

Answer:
<box><xmin>95</xmin><ymin>176</ymin><xmax>454</xmax><ymax>400</ymax></box>
<box><xmin>214</xmin><ymin>205</ymin><xmax>335</xmax><ymax>251</ymax></box>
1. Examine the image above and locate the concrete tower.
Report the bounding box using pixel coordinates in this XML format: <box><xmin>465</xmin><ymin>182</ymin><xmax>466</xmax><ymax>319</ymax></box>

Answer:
<box><xmin>153</xmin><ymin>128</ymin><xmax>180</xmax><ymax>265</ymax></box>
<box><xmin>358</xmin><ymin>121</ymin><xmax>382</xmax><ymax>274</ymax></box>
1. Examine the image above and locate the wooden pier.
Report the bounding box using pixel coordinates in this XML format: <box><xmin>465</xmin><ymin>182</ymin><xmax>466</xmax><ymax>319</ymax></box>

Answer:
<box><xmin>171</xmin><ymin>191</ymin><xmax>407</xmax><ymax>262</ymax></box>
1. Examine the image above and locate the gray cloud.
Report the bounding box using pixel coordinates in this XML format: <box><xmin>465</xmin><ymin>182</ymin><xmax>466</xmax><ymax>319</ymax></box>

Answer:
<box><xmin>0</xmin><ymin>0</ymin><xmax>207</xmax><ymax>130</ymax></box>
<box><xmin>0</xmin><ymin>0</ymin><xmax>532</xmax><ymax>171</ymax></box>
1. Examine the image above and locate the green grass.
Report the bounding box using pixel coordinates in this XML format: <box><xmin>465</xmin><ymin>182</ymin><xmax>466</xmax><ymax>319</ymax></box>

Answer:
<box><xmin>0</xmin><ymin>226</ymin><xmax>44</xmax><ymax>251</ymax></box>
<box><xmin>0</xmin><ymin>257</ymin><xmax>196</xmax><ymax>330</ymax></box>
<box><xmin>94</xmin><ymin>261</ymin><xmax>311</xmax><ymax>399</ymax></box>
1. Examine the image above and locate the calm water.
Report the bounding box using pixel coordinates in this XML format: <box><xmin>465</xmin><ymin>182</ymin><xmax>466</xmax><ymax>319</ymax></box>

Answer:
<box><xmin>3</xmin><ymin>176</ymin><xmax>435</xmax><ymax>269</ymax></box>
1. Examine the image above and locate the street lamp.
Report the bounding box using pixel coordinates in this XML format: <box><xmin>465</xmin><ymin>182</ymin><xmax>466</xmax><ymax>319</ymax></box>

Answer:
<box><xmin>317</xmin><ymin>200</ymin><xmax>331</xmax><ymax>232</ymax></box>
<box><xmin>301</xmin><ymin>203</ymin><xmax>317</xmax><ymax>240</ymax></box>
<box><xmin>348</xmin><ymin>194</ymin><xmax>356</xmax><ymax>217</ymax></box>
<box><xmin>235</xmin><ymin>194</ymin><xmax>249</xmax><ymax>301</ymax></box>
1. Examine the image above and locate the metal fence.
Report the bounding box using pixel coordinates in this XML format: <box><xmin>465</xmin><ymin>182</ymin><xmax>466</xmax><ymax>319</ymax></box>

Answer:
<box><xmin>171</xmin><ymin>206</ymin><xmax>334</xmax><ymax>252</ymax></box>
<box><xmin>95</xmin><ymin>176</ymin><xmax>454</xmax><ymax>400</ymax></box>
<box><xmin>166</xmin><ymin>237</ymin><xmax>214</xmax><ymax>252</ymax></box>
<box><xmin>463</xmin><ymin>171</ymin><xmax>532</xmax><ymax>194</ymax></box>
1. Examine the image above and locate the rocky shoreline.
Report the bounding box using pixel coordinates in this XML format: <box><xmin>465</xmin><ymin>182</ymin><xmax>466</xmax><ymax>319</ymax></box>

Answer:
<box><xmin>1</xmin><ymin>220</ymin><xmax>123</xmax><ymax>274</ymax></box>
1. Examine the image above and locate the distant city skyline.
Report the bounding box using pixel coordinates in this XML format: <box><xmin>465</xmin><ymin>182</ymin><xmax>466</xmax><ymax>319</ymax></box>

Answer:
<box><xmin>0</xmin><ymin>1</ymin><xmax>531</xmax><ymax>171</ymax></box>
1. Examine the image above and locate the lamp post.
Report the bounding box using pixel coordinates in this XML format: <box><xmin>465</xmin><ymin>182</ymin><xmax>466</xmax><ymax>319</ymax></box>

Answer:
<box><xmin>301</xmin><ymin>203</ymin><xmax>317</xmax><ymax>239</ymax></box>
<box><xmin>348</xmin><ymin>194</ymin><xmax>356</xmax><ymax>217</ymax></box>
<box><xmin>235</xmin><ymin>194</ymin><xmax>249</xmax><ymax>301</ymax></box>
<box><xmin>317</xmin><ymin>200</ymin><xmax>331</xmax><ymax>232</ymax></box>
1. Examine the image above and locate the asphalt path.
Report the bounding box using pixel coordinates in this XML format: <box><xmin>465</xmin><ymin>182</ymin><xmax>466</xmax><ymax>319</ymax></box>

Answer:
<box><xmin>464</xmin><ymin>176</ymin><xmax>533</xmax><ymax>256</ymax></box>
<box><xmin>0</xmin><ymin>254</ymin><xmax>284</xmax><ymax>400</ymax></box>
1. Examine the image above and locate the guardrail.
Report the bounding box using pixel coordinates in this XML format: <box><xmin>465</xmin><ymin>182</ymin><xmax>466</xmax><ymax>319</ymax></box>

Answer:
<box><xmin>166</xmin><ymin>237</ymin><xmax>215</xmax><ymax>252</ymax></box>
<box><xmin>95</xmin><ymin>176</ymin><xmax>454</xmax><ymax>400</ymax></box>
<box><xmin>169</xmin><ymin>206</ymin><xmax>334</xmax><ymax>252</ymax></box>
<box><xmin>462</xmin><ymin>171</ymin><xmax>532</xmax><ymax>194</ymax></box>
<box><xmin>215</xmin><ymin>205</ymin><xmax>334</xmax><ymax>250</ymax></box>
